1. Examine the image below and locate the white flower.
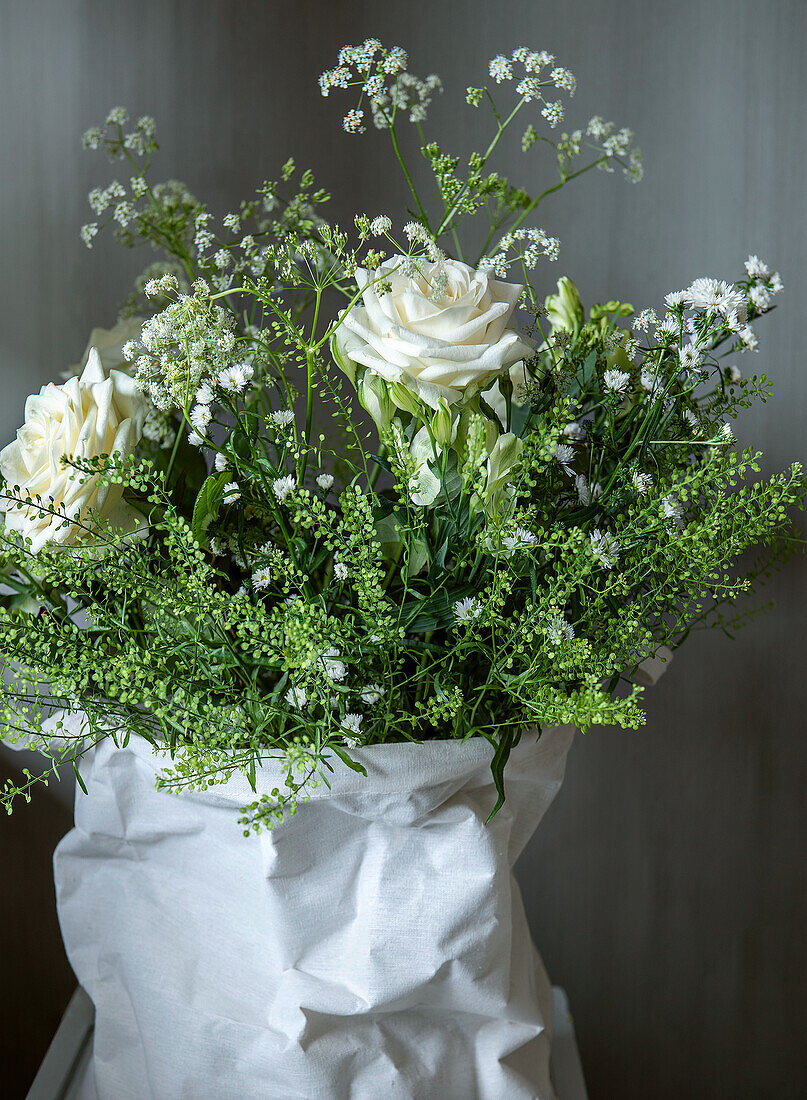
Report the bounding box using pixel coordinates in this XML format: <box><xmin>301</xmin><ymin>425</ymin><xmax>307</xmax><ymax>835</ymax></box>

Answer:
<box><xmin>590</xmin><ymin>528</ymin><xmax>620</xmax><ymax>569</ymax></box>
<box><xmin>214</xmin><ymin>452</ymin><xmax>228</xmax><ymax>473</ymax></box>
<box><xmin>251</xmin><ymin>567</ymin><xmax>272</xmax><ymax>591</ymax></box>
<box><xmin>320</xmin><ymin>647</ymin><xmax>347</xmax><ymax>682</ymax></box>
<box><xmin>272</xmin><ymin>475</ymin><xmax>295</xmax><ymax>502</ymax></box>
<box><xmin>218</xmin><ymin>365</ymin><xmax>248</xmax><ymax>393</ymax></box>
<box><xmin>341</xmin><ymin>712</ymin><xmax>364</xmax><ymax>747</ymax></box>
<box><xmin>0</xmin><ymin>350</ymin><xmax>147</xmax><ymax>553</ymax></box>
<box><xmin>453</xmin><ymin>596</ymin><xmax>482</xmax><ymax>625</ymax></box>
<box><xmin>343</xmin><ymin>108</ymin><xmax>365</xmax><ymax>134</ymax></box>
<box><xmin>685</xmin><ymin>277</ymin><xmax>744</xmax><ymax>318</ymax></box>
<box><xmin>270</xmin><ymin>409</ymin><xmax>295</xmax><ymax>428</ymax></box>
<box><xmin>679</xmin><ymin>343</ymin><xmax>702</xmax><ymax>372</ymax></box>
<box><xmin>575</xmin><ymin>474</ymin><xmax>602</xmax><ymax>506</ymax></box>
<box><xmin>541</xmin><ymin>100</ymin><xmax>564</xmax><ymax>128</ymax></box>
<box><xmin>285</xmin><ymin>686</ymin><xmax>308</xmax><ymax>709</ymax></box>
<box><xmin>369</xmin><ymin>215</ymin><xmax>392</xmax><ymax>236</ymax></box>
<box><xmin>664</xmin><ymin>290</ymin><xmax>687</xmax><ymax>310</ymax></box>
<box><xmin>489</xmin><ymin>54</ymin><xmax>513</xmax><ymax>82</ymax></box>
<box><xmin>745</xmin><ymin>254</ymin><xmax>769</xmax><ymax>279</ymax></box>
<box><xmin>501</xmin><ymin>527</ymin><xmax>538</xmax><ymax>552</ymax></box>
<box><xmin>80</xmin><ymin>223</ymin><xmax>99</xmax><ymax>248</ymax></box>
<box><xmin>222</xmin><ymin>481</ymin><xmax>240</xmax><ymax>505</ymax></box>
<box><xmin>360</xmin><ymin>683</ymin><xmax>384</xmax><ymax>705</ymax></box>
<box><xmin>632</xmin><ymin>470</ymin><xmax>653</xmax><ymax>495</ymax></box>
<box><xmin>662</xmin><ymin>494</ymin><xmax>684</xmax><ymax>527</ymax></box>
<box><xmin>547</xmin><ymin>614</ymin><xmax>575</xmax><ymax>643</ymax></box>
<box><xmin>603</xmin><ymin>369</ymin><xmax>630</xmax><ymax>395</ymax></box>
<box><xmin>190</xmin><ymin>404</ymin><xmax>212</xmax><ymax>431</ymax></box>
<box><xmin>563</xmin><ymin>421</ymin><xmax>585</xmax><ymax>440</ymax></box>
<box><xmin>316</xmin><ymin>473</ymin><xmax>334</xmax><ymax>491</ymax></box>
<box><xmin>332</xmin><ymin>257</ymin><xmax>533</xmax><ymax>409</ymax></box>
<box><xmin>195</xmin><ymin>382</ymin><xmax>214</xmax><ymax>406</ymax></box>
<box><xmin>634</xmin><ymin>308</ymin><xmax>657</xmax><ymax>333</ymax></box>
<box><xmin>554</xmin><ymin>443</ymin><xmax>575</xmax><ymax>475</ymax></box>
<box><xmin>334</xmin><ymin>561</ymin><xmax>349</xmax><ymax>581</ymax></box>
<box><xmin>726</xmin><ymin>365</ymin><xmax>742</xmax><ymax>384</ymax></box>
<box><xmin>739</xmin><ymin>325</ymin><xmax>759</xmax><ymax>351</ymax></box>
<box><xmin>748</xmin><ymin>284</ymin><xmax>770</xmax><ymax>311</ymax></box>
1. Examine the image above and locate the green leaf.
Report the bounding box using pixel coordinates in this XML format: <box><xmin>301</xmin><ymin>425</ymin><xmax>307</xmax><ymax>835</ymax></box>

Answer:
<box><xmin>329</xmin><ymin>746</ymin><xmax>368</xmax><ymax>775</ymax></box>
<box><xmin>191</xmin><ymin>471</ymin><xmax>228</xmax><ymax>548</ymax></box>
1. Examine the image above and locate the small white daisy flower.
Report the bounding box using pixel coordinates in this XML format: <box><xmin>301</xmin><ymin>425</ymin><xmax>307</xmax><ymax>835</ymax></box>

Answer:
<box><xmin>453</xmin><ymin>596</ymin><xmax>482</xmax><ymax>625</ymax></box>
<box><xmin>285</xmin><ymin>686</ymin><xmax>308</xmax><ymax>709</ymax></box>
<box><xmin>554</xmin><ymin>443</ymin><xmax>575</xmax><ymax>475</ymax></box>
<box><xmin>547</xmin><ymin>614</ymin><xmax>575</xmax><ymax>643</ymax></box>
<box><xmin>272</xmin><ymin>475</ymin><xmax>296</xmax><ymax>502</ymax></box>
<box><xmin>214</xmin><ymin>452</ymin><xmax>228</xmax><ymax>472</ymax></box>
<box><xmin>190</xmin><ymin>404</ymin><xmax>212</xmax><ymax>431</ymax></box>
<box><xmin>270</xmin><ymin>409</ymin><xmax>295</xmax><ymax>428</ymax></box>
<box><xmin>222</xmin><ymin>481</ymin><xmax>241</xmax><ymax>505</ymax></box>
<box><xmin>603</xmin><ymin>369</ymin><xmax>631</xmax><ymax>395</ymax></box>
<box><xmin>316</xmin><ymin>473</ymin><xmax>335</xmax><ymax>491</ymax></box>
<box><xmin>632</xmin><ymin>470</ymin><xmax>653</xmax><ymax>495</ymax></box>
<box><xmin>320</xmin><ymin>647</ymin><xmax>347</xmax><ymax>682</ymax></box>
<box><xmin>590</xmin><ymin>528</ymin><xmax>620</xmax><ymax>569</ymax></box>
<box><xmin>341</xmin><ymin>712</ymin><xmax>364</xmax><ymax>747</ymax></box>
<box><xmin>218</xmin><ymin>365</ymin><xmax>248</xmax><ymax>392</ymax></box>
<box><xmin>195</xmin><ymin>383</ymin><xmax>214</xmax><ymax>406</ymax></box>
<box><xmin>502</xmin><ymin>527</ymin><xmax>539</xmax><ymax>553</ymax></box>
<box><xmin>360</xmin><ymin>683</ymin><xmax>384</xmax><ymax>705</ymax></box>
<box><xmin>252</xmin><ymin>566</ymin><xmax>272</xmax><ymax>591</ymax></box>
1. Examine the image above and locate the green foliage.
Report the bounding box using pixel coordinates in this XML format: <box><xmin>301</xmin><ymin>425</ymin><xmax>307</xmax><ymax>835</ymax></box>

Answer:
<box><xmin>1</xmin><ymin>45</ymin><xmax>802</xmax><ymax>830</ymax></box>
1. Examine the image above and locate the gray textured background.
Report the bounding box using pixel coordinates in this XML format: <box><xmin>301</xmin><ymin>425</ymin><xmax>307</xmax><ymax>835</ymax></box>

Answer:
<box><xmin>1</xmin><ymin>1</ymin><xmax>806</xmax><ymax>1096</ymax></box>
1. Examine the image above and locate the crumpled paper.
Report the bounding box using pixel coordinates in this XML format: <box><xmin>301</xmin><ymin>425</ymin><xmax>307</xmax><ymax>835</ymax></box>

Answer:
<box><xmin>54</xmin><ymin>724</ymin><xmax>575</xmax><ymax>1100</ymax></box>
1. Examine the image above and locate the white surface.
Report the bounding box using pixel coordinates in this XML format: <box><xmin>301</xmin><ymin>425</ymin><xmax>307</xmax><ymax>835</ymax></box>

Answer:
<box><xmin>53</xmin><ymin>725</ymin><xmax>575</xmax><ymax>1099</ymax></box>
<box><xmin>28</xmin><ymin>986</ymin><xmax>587</xmax><ymax>1100</ymax></box>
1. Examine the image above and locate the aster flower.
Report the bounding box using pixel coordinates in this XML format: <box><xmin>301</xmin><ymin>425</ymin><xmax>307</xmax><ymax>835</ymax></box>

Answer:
<box><xmin>272</xmin><ymin>475</ymin><xmax>296</xmax><ymax>502</ymax></box>
<box><xmin>453</xmin><ymin>596</ymin><xmax>482</xmax><ymax>625</ymax></box>
<box><xmin>603</xmin><ymin>369</ymin><xmax>630</xmax><ymax>395</ymax></box>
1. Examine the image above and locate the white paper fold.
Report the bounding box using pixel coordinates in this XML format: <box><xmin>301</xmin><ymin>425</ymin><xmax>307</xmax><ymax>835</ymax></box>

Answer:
<box><xmin>54</xmin><ymin>724</ymin><xmax>574</xmax><ymax>1099</ymax></box>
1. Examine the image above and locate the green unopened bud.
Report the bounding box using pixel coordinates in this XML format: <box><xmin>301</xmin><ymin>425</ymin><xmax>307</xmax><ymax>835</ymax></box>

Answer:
<box><xmin>544</xmin><ymin>277</ymin><xmax>584</xmax><ymax>337</ymax></box>
<box><xmin>390</xmin><ymin>380</ymin><xmax>426</xmax><ymax>418</ymax></box>
<box><xmin>590</xmin><ymin>300</ymin><xmax>635</xmax><ymax>321</ymax></box>
<box><xmin>430</xmin><ymin>398</ymin><xmax>454</xmax><ymax>449</ymax></box>
<box><xmin>358</xmin><ymin>369</ymin><xmax>394</xmax><ymax>432</ymax></box>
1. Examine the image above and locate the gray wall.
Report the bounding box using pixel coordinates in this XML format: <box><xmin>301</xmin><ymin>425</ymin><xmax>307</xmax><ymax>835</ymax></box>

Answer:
<box><xmin>1</xmin><ymin>1</ymin><xmax>806</xmax><ymax>1096</ymax></box>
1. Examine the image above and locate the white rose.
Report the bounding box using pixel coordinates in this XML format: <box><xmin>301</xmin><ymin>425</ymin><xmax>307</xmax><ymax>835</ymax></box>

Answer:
<box><xmin>0</xmin><ymin>349</ymin><xmax>147</xmax><ymax>553</ymax></box>
<box><xmin>333</xmin><ymin>257</ymin><xmax>533</xmax><ymax>409</ymax></box>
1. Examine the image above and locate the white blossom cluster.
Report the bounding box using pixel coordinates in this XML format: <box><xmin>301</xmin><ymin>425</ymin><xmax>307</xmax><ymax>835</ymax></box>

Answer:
<box><xmin>742</xmin><ymin>254</ymin><xmax>783</xmax><ymax>326</ymax></box>
<box><xmin>479</xmin><ymin>227</ymin><xmax>560</xmax><ymax>277</ymax></box>
<box><xmin>82</xmin><ymin>110</ymin><xmax>157</xmax><ymax>158</ymax></box>
<box><xmin>123</xmin><ymin>276</ymin><xmax>252</xmax><ymax>414</ymax></box>
<box><xmin>318</xmin><ymin>39</ymin><xmax>441</xmax><ymax>133</ymax></box>
<box><xmin>660</xmin><ymin>263</ymin><xmax>782</xmax><ymax>357</ymax></box>
<box><xmin>585</xmin><ymin>117</ymin><xmax>643</xmax><ymax>182</ymax></box>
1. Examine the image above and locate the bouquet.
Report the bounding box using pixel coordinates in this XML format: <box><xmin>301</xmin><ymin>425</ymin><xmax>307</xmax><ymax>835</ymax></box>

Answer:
<box><xmin>1</xmin><ymin>40</ymin><xmax>802</xmax><ymax>831</ymax></box>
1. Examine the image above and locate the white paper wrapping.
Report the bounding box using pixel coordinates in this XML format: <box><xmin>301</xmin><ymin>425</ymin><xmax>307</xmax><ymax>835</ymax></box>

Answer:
<box><xmin>54</xmin><ymin>724</ymin><xmax>574</xmax><ymax>1100</ymax></box>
